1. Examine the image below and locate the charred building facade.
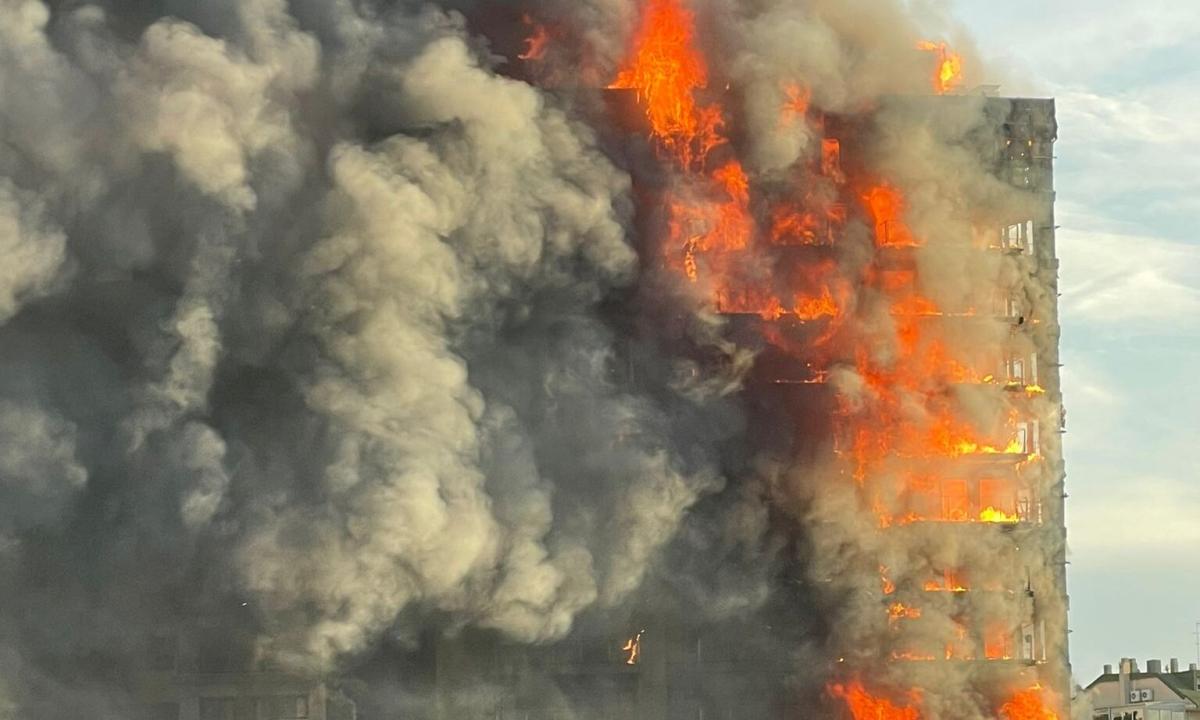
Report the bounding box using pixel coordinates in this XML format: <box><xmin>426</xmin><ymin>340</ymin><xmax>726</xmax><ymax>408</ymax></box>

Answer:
<box><xmin>425</xmin><ymin>93</ymin><xmax>1069</xmax><ymax>720</ymax></box>
<box><xmin>426</xmin><ymin>2</ymin><xmax>1071</xmax><ymax>716</ymax></box>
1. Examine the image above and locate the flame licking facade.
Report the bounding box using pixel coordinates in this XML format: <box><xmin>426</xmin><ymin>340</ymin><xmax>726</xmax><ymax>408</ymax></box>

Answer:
<box><xmin>430</xmin><ymin>1</ymin><xmax>1069</xmax><ymax>718</ymax></box>
<box><xmin>588</xmin><ymin>1</ymin><xmax>1068</xmax><ymax>716</ymax></box>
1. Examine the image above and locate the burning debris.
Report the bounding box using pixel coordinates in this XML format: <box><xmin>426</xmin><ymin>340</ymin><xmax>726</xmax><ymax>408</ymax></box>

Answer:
<box><xmin>518</xmin><ymin>15</ymin><xmax>552</xmax><ymax>62</ymax></box>
<box><xmin>0</xmin><ymin>0</ymin><xmax>1066</xmax><ymax>718</ymax></box>
<box><xmin>917</xmin><ymin>41</ymin><xmax>967</xmax><ymax>95</ymax></box>
<box><xmin>622</xmin><ymin>630</ymin><xmax>645</xmax><ymax>666</ymax></box>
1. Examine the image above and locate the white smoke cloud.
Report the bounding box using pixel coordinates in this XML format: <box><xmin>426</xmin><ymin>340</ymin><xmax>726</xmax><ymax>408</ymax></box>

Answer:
<box><xmin>0</xmin><ymin>182</ymin><xmax>71</xmax><ymax>324</ymax></box>
<box><xmin>0</xmin><ymin>401</ymin><xmax>87</xmax><ymax>532</ymax></box>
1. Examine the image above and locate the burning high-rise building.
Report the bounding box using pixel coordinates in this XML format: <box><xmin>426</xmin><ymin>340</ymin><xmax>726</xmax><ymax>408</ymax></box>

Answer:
<box><xmin>418</xmin><ymin>3</ymin><xmax>1071</xmax><ymax>717</ymax></box>
<box><xmin>568</xmin><ymin>0</ymin><xmax>1071</xmax><ymax>715</ymax></box>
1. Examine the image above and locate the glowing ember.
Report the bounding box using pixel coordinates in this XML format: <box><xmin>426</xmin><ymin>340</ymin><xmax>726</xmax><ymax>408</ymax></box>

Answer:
<box><xmin>781</xmin><ymin>83</ymin><xmax>811</xmax><ymax>122</ymax></box>
<box><xmin>887</xmin><ymin>602</ymin><xmax>921</xmax><ymax>626</ymax></box>
<box><xmin>770</xmin><ymin>205</ymin><xmax>825</xmax><ymax>246</ymax></box>
<box><xmin>890</xmin><ymin>651</ymin><xmax>936</xmax><ymax>662</ymax></box>
<box><xmin>829</xmin><ymin>681</ymin><xmax>921</xmax><ymax>720</ymax></box>
<box><xmin>945</xmin><ymin>621</ymin><xmax>970</xmax><ymax>660</ymax></box>
<box><xmin>917</xmin><ymin>40</ymin><xmax>964</xmax><ymax>94</ymax></box>
<box><xmin>984</xmin><ymin>625</ymin><xmax>1013</xmax><ymax>660</ymax></box>
<box><xmin>622</xmin><ymin>630</ymin><xmax>644</xmax><ymax>665</ymax></box>
<box><xmin>880</xmin><ymin>566</ymin><xmax>896</xmax><ymax>595</ymax></box>
<box><xmin>999</xmin><ymin>687</ymin><xmax>1059</xmax><ymax>720</ymax></box>
<box><xmin>822</xmin><ymin>138</ymin><xmax>844</xmax><ymax>180</ymax></box>
<box><xmin>666</xmin><ymin>160</ymin><xmax>753</xmax><ymax>280</ymax></box>
<box><xmin>518</xmin><ymin>15</ymin><xmax>550</xmax><ymax>61</ymax></box>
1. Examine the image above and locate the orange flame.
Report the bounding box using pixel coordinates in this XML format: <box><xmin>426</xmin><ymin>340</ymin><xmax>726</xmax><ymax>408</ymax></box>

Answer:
<box><xmin>518</xmin><ymin>15</ymin><xmax>550</xmax><ymax>61</ymax></box>
<box><xmin>794</xmin><ymin>286</ymin><xmax>840</xmax><ymax>320</ymax></box>
<box><xmin>610</xmin><ymin>7</ymin><xmax>1046</xmax><ymax>693</ymax></box>
<box><xmin>980</xmin><ymin>506</ymin><xmax>1020</xmax><ymax>524</ymax></box>
<box><xmin>917</xmin><ymin>41</ymin><xmax>964</xmax><ymax>94</ymax></box>
<box><xmin>887</xmin><ymin>602</ymin><xmax>921</xmax><ymax>626</ymax></box>
<box><xmin>863</xmin><ymin>184</ymin><xmax>918</xmax><ymax>247</ymax></box>
<box><xmin>781</xmin><ymin>83</ymin><xmax>811</xmax><ymax>123</ymax></box>
<box><xmin>610</xmin><ymin>0</ymin><xmax>722</xmax><ymax>166</ymax></box>
<box><xmin>770</xmin><ymin>202</ymin><xmax>846</xmax><ymax>246</ymax></box>
<box><xmin>923</xmin><ymin>570</ymin><xmax>967</xmax><ymax>593</ymax></box>
<box><xmin>666</xmin><ymin>161</ymin><xmax>753</xmax><ymax>280</ymax></box>
<box><xmin>999</xmin><ymin>687</ymin><xmax>1059</xmax><ymax>720</ymax></box>
<box><xmin>822</xmin><ymin>138</ymin><xmax>844</xmax><ymax>181</ymax></box>
<box><xmin>984</xmin><ymin>625</ymin><xmax>1013</xmax><ymax>660</ymax></box>
<box><xmin>613</xmin><ymin>0</ymin><xmax>755</xmax><ymax>288</ymax></box>
<box><xmin>880</xmin><ymin>566</ymin><xmax>896</xmax><ymax>595</ymax></box>
<box><xmin>829</xmin><ymin>681</ymin><xmax>921</xmax><ymax>720</ymax></box>
<box><xmin>945</xmin><ymin>621</ymin><xmax>970</xmax><ymax>660</ymax></box>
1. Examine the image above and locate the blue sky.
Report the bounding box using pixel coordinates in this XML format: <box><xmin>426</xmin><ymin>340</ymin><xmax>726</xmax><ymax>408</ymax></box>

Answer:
<box><xmin>951</xmin><ymin>0</ymin><xmax>1200</xmax><ymax>684</ymax></box>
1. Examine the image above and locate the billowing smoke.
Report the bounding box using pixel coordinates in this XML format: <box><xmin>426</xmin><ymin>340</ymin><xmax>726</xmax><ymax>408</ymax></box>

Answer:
<box><xmin>0</xmin><ymin>0</ymin><xmax>1066</xmax><ymax>718</ymax></box>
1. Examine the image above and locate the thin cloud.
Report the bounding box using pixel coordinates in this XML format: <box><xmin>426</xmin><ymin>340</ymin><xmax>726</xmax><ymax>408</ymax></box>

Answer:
<box><xmin>1069</xmin><ymin>474</ymin><xmax>1200</xmax><ymax>554</ymax></box>
<box><xmin>1059</xmin><ymin>234</ymin><xmax>1200</xmax><ymax>327</ymax></box>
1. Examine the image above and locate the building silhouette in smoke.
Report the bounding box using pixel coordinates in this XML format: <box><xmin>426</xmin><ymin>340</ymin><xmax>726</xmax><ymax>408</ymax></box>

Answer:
<box><xmin>133</xmin><ymin>625</ymin><xmax>356</xmax><ymax>720</ymax></box>
<box><xmin>422</xmin><ymin>90</ymin><xmax>1069</xmax><ymax>719</ymax></box>
<box><xmin>127</xmin><ymin>61</ymin><xmax>1070</xmax><ymax>720</ymax></box>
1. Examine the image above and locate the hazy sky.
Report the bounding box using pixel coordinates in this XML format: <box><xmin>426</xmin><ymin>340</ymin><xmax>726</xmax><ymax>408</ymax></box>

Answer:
<box><xmin>953</xmin><ymin>0</ymin><xmax>1200</xmax><ymax>684</ymax></box>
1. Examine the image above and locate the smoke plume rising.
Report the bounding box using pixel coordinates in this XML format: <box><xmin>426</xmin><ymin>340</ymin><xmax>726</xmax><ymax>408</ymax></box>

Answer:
<box><xmin>0</xmin><ymin>1</ymin><xmax>1068</xmax><ymax>718</ymax></box>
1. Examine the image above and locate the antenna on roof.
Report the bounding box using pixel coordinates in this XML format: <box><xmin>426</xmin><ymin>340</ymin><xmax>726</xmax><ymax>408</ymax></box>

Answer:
<box><xmin>1194</xmin><ymin>621</ymin><xmax>1200</xmax><ymax>667</ymax></box>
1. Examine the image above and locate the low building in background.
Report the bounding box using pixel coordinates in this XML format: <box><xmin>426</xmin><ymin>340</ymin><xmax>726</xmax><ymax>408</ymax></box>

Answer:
<box><xmin>1086</xmin><ymin>658</ymin><xmax>1200</xmax><ymax>720</ymax></box>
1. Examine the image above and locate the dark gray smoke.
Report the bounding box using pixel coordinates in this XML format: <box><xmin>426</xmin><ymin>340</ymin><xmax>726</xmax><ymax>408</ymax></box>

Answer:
<box><xmin>0</xmin><ymin>0</ymin><xmax>734</xmax><ymax>714</ymax></box>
